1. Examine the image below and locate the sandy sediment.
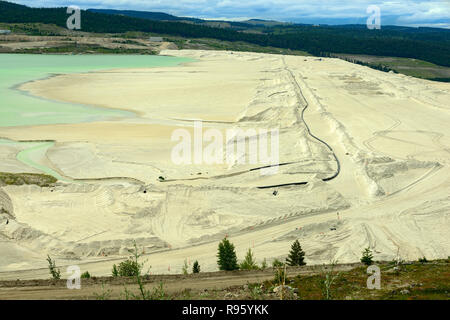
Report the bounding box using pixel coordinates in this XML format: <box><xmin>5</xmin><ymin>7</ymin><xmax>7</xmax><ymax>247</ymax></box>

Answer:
<box><xmin>0</xmin><ymin>49</ymin><xmax>449</xmax><ymax>278</ymax></box>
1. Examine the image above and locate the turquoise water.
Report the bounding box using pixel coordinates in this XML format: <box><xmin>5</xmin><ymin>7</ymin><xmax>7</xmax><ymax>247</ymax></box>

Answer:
<box><xmin>0</xmin><ymin>54</ymin><xmax>192</xmax><ymax>180</ymax></box>
<box><xmin>0</xmin><ymin>138</ymin><xmax>71</xmax><ymax>181</ymax></box>
<box><xmin>0</xmin><ymin>54</ymin><xmax>193</xmax><ymax>127</ymax></box>
<box><xmin>16</xmin><ymin>141</ymin><xmax>72</xmax><ymax>182</ymax></box>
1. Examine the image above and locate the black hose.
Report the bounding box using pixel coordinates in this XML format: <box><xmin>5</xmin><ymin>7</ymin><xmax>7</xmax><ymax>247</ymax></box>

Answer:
<box><xmin>256</xmin><ymin>63</ymin><xmax>340</xmax><ymax>189</ymax></box>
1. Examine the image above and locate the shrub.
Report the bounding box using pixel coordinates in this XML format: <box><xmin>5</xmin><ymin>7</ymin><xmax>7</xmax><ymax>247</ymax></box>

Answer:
<box><xmin>192</xmin><ymin>260</ymin><xmax>200</xmax><ymax>274</ymax></box>
<box><xmin>272</xmin><ymin>258</ymin><xmax>284</xmax><ymax>268</ymax></box>
<box><xmin>286</xmin><ymin>240</ymin><xmax>306</xmax><ymax>266</ymax></box>
<box><xmin>81</xmin><ymin>271</ymin><xmax>91</xmax><ymax>279</ymax></box>
<box><xmin>217</xmin><ymin>238</ymin><xmax>239</xmax><ymax>271</ymax></box>
<box><xmin>119</xmin><ymin>241</ymin><xmax>153</xmax><ymax>300</ymax></box>
<box><xmin>273</xmin><ymin>262</ymin><xmax>286</xmax><ymax>288</ymax></box>
<box><xmin>418</xmin><ymin>257</ymin><xmax>428</xmax><ymax>263</ymax></box>
<box><xmin>46</xmin><ymin>255</ymin><xmax>61</xmax><ymax>280</ymax></box>
<box><xmin>261</xmin><ymin>258</ymin><xmax>268</xmax><ymax>270</ymax></box>
<box><xmin>320</xmin><ymin>260</ymin><xmax>340</xmax><ymax>300</ymax></box>
<box><xmin>117</xmin><ymin>259</ymin><xmax>141</xmax><ymax>277</ymax></box>
<box><xmin>361</xmin><ymin>247</ymin><xmax>374</xmax><ymax>266</ymax></box>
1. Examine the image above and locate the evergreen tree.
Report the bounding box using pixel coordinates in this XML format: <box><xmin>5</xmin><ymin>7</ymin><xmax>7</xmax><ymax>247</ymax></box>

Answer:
<box><xmin>217</xmin><ymin>238</ymin><xmax>239</xmax><ymax>271</ymax></box>
<box><xmin>46</xmin><ymin>255</ymin><xmax>61</xmax><ymax>280</ymax></box>
<box><xmin>112</xmin><ymin>264</ymin><xmax>119</xmax><ymax>277</ymax></box>
<box><xmin>361</xmin><ymin>247</ymin><xmax>374</xmax><ymax>266</ymax></box>
<box><xmin>239</xmin><ymin>249</ymin><xmax>259</xmax><ymax>270</ymax></box>
<box><xmin>182</xmin><ymin>259</ymin><xmax>189</xmax><ymax>275</ymax></box>
<box><xmin>286</xmin><ymin>240</ymin><xmax>306</xmax><ymax>266</ymax></box>
<box><xmin>192</xmin><ymin>260</ymin><xmax>200</xmax><ymax>273</ymax></box>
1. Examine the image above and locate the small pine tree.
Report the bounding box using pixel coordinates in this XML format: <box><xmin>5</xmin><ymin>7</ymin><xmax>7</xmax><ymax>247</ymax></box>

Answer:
<box><xmin>217</xmin><ymin>238</ymin><xmax>239</xmax><ymax>271</ymax></box>
<box><xmin>112</xmin><ymin>264</ymin><xmax>119</xmax><ymax>277</ymax></box>
<box><xmin>239</xmin><ymin>249</ymin><xmax>259</xmax><ymax>270</ymax></box>
<box><xmin>46</xmin><ymin>255</ymin><xmax>61</xmax><ymax>280</ymax></box>
<box><xmin>192</xmin><ymin>260</ymin><xmax>200</xmax><ymax>273</ymax></box>
<box><xmin>286</xmin><ymin>240</ymin><xmax>306</xmax><ymax>266</ymax></box>
<box><xmin>261</xmin><ymin>258</ymin><xmax>268</xmax><ymax>269</ymax></box>
<box><xmin>361</xmin><ymin>247</ymin><xmax>374</xmax><ymax>266</ymax></box>
<box><xmin>182</xmin><ymin>259</ymin><xmax>189</xmax><ymax>275</ymax></box>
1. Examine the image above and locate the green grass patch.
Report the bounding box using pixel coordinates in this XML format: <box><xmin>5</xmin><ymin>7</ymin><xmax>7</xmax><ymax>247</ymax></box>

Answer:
<box><xmin>335</xmin><ymin>54</ymin><xmax>450</xmax><ymax>81</ymax></box>
<box><xmin>15</xmin><ymin>44</ymin><xmax>156</xmax><ymax>55</ymax></box>
<box><xmin>0</xmin><ymin>172</ymin><xmax>57</xmax><ymax>187</ymax></box>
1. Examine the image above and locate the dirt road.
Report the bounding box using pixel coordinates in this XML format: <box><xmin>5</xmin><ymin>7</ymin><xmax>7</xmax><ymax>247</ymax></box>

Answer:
<box><xmin>0</xmin><ymin>264</ymin><xmax>358</xmax><ymax>300</ymax></box>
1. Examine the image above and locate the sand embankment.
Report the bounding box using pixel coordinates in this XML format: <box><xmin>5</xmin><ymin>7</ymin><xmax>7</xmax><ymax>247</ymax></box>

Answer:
<box><xmin>0</xmin><ymin>50</ymin><xmax>449</xmax><ymax>279</ymax></box>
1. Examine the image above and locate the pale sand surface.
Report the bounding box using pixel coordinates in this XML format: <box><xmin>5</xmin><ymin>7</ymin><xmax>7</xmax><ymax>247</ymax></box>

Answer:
<box><xmin>0</xmin><ymin>50</ymin><xmax>449</xmax><ymax>279</ymax></box>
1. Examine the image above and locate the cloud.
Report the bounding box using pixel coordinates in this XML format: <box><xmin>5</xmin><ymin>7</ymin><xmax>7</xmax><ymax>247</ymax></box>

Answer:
<box><xmin>10</xmin><ymin>0</ymin><xmax>450</xmax><ymax>27</ymax></box>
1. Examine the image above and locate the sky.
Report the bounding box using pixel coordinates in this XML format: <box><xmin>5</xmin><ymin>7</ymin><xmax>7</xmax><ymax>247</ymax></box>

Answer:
<box><xmin>10</xmin><ymin>0</ymin><xmax>450</xmax><ymax>28</ymax></box>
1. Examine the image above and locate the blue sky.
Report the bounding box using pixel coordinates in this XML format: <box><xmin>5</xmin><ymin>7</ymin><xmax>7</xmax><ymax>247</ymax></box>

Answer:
<box><xmin>10</xmin><ymin>0</ymin><xmax>450</xmax><ymax>28</ymax></box>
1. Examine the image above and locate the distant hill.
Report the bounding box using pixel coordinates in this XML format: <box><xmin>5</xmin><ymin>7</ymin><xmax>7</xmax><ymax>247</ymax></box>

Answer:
<box><xmin>87</xmin><ymin>8</ymin><xmax>285</xmax><ymax>29</ymax></box>
<box><xmin>87</xmin><ymin>9</ymin><xmax>202</xmax><ymax>23</ymax></box>
<box><xmin>1</xmin><ymin>1</ymin><xmax>449</xmax><ymax>67</ymax></box>
<box><xmin>242</xmin><ymin>19</ymin><xmax>289</xmax><ymax>27</ymax></box>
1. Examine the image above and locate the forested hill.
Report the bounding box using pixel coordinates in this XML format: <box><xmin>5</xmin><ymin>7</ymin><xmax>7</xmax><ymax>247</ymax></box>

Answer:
<box><xmin>1</xmin><ymin>1</ymin><xmax>449</xmax><ymax>67</ymax></box>
<box><xmin>87</xmin><ymin>9</ymin><xmax>203</xmax><ymax>23</ymax></box>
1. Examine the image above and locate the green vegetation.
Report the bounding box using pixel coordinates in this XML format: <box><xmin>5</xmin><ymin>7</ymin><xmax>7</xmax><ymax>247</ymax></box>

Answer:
<box><xmin>361</xmin><ymin>247</ymin><xmax>374</xmax><ymax>266</ymax></box>
<box><xmin>46</xmin><ymin>255</ymin><xmax>61</xmax><ymax>280</ymax></box>
<box><xmin>320</xmin><ymin>261</ymin><xmax>341</xmax><ymax>300</ymax></box>
<box><xmin>272</xmin><ymin>258</ymin><xmax>284</xmax><ymax>268</ymax></box>
<box><xmin>94</xmin><ymin>282</ymin><xmax>112</xmax><ymax>300</ymax></box>
<box><xmin>81</xmin><ymin>271</ymin><xmax>91</xmax><ymax>279</ymax></box>
<box><xmin>273</xmin><ymin>261</ymin><xmax>287</xmax><ymax>285</ymax></box>
<box><xmin>217</xmin><ymin>238</ymin><xmax>239</xmax><ymax>271</ymax></box>
<box><xmin>333</xmin><ymin>54</ymin><xmax>450</xmax><ymax>82</ymax></box>
<box><xmin>261</xmin><ymin>258</ymin><xmax>268</xmax><ymax>269</ymax></box>
<box><xmin>111</xmin><ymin>39</ymin><xmax>144</xmax><ymax>45</ymax></box>
<box><xmin>115</xmin><ymin>258</ymin><xmax>141</xmax><ymax>277</ymax></box>
<box><xmin>182</xmin><ymin>259</ymin><xmax>189</xmax><ymax>275</ymax></box>
<box><xmin>28</xmin><ymin>258</ymin><xmax>450</xmax><ymax>300</ymax></box>
<box><xmin>183</xmin><ymin>37</ymin><xmax>310</xmax><ymax>56</ymax></box>
<box><xmin>268</xmin><ymin>259</ymin><xmax>450</xmax><ymax>300</ymax></box>
<box><xmin>0</xmin><ymin>172</ymin><xmax>57</xmax><ymax>187</ymax></box>
<box><xmin>1</xmin><ymin>1</ymin><xmax>449</xmax><ymax>67</ymax></box>
<box><xmin>239</xmin><ymin>249</ymin><xmax>259</xmax><ymax>270</ymax></box>
<box><xmin>192</xmin><ymin>260</ymin><xmax>200</xmax><ymax>274</ymax></box>
<box><xmin>15</xmin><ymin>44</ymin><xmax>156</xmax><ymax>55</ymax></box>
<box><xmin>116</xmin><ymin>241</ymin><xmax>164</xmax><ymax>300</ymax></box>
<box><xmin>286</xmin><ymin>240</ymin><xmax>306</xmax><ymax>266</ymax></box>
<box><xmin>111</xmin><ymin>264</ymin><xmax>119</xmax><ymax>277</ymax></box>
<box><xmin>0</xmin><ymin>22</ymin><xmax>69</xmax><ymax>36</ymax></box>
<box><xmin>418</xmin><ymin>257</ymin><xmax>428</xmax><ymax>263</ymax></box>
